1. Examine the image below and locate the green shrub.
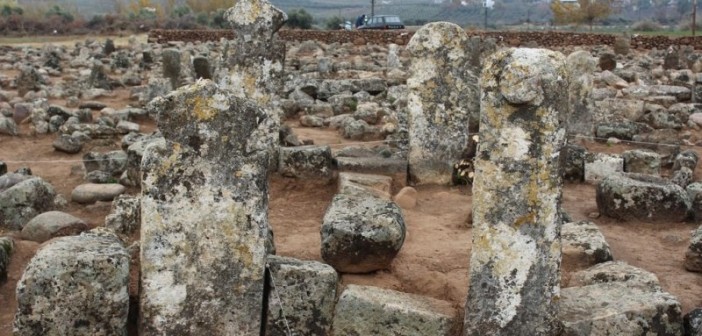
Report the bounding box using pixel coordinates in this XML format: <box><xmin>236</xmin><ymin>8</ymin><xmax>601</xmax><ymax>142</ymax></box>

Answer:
<box><xmin>287</xmin><ymin>9</ymin><xmax>313</xmax><ymax>29</ymax></box>
<box><xmin>631</xmin><ymin>20</ymin><xmax>663</xmax><ymax>31</ymax></box>
<box><xmin>325</xmin><ymin>15</ymin><xmax>344</xmax><ymax>30</ymax></box>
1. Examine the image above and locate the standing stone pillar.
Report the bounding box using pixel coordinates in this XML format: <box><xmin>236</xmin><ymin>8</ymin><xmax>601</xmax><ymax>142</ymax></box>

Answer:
<box><xmin>566</xmin><ymin>50</ymin><xmax>596</xmax><ymax>137</ymax></box>
<box><xmin>218</xmin><ymin>0</ymin><xmax>287</xmax><ymax>170</ymax></box>
<box><xmin>162</xmin><ymin>48</ymin><xmax>181</xmax><ymax>90</ymax></box>
<box><xmin>465</xmin><ymin>48</ymin><xmax>568</xmax><ymax>336</ymax></box>
<box><xmin>140</xmin><ymin>80</ymin><xmax>270</xmax><ymax>335</ymax></box>
<box><xmin>406</xmin><ymin>22</ymin><xmax>479</xmax><ymax>185</ymax></box>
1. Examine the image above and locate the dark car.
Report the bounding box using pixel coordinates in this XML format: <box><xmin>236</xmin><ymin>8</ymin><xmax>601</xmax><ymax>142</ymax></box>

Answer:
<box><xmin>358</xmin><ymin>15</ymin><xmax>405</xmax><ymax>30</ymax></box>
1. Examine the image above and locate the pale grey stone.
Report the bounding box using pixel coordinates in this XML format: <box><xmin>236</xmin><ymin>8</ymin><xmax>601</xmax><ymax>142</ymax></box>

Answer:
<box><xmin>278</xmin><ymin>145</ymin><xmax>332</xmax><ymax>180</ymax></box>
<box><xmin>71</xmin><ymin>183</ymin><xmax>125</xmax><ymax>204</ymax></box>
<box><xmin>562</xmin><ymin>221</ymin><xmax>613</xmax><ymax>270</ymax></box>
<box><xmin>338</xmin><ymin>172</ymin><xmax>393</xmax><ymax>199</ymax></box>
<box><xmin>332</xmin><ymin>285</ymin><xmax>460</xmax><ymax>336</ymax></box>
<box><xmin>569</xmin><ymin>261</ymin><xmax>662</xmax><ymax>291</ymax></box>
<box><xmin>0</xmin><ymin>178</ymin><xmax>56</xmax><ymax>230</ymax></box>
<box><xmin>104</xmin><ymin>195</ymin><xmax>140</xmax><ymax>236</ymax></box>
<box><xmin>622</xmin><ymin>149</ymin><xmax>661</xmax><ymax>175</ymax></box>
<box><xmin>21</xmin><ymin>211</ymin><xmax>88</xmax><ymax>243</ymax></box>
<box><xmin>566</xmin><ymin>50</ymin><xmax>596</xmax><ymax>136</ymax></box>
<box><xmin>584</xmin><ymin>153</ymin><xmax>624</xmax><ymax>184</ymax></box>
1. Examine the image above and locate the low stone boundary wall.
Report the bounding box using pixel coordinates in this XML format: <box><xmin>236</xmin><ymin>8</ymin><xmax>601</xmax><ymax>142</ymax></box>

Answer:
<box><xmin>148</xmin><ymin>29</ymin><xmax>702</xmax><ymax>49</ymax></box>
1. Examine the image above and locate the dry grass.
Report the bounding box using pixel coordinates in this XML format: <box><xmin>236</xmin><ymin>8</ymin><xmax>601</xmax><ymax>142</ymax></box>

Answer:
<box><xmin>0</xmin><ymin>33</ymin><xmax>148</xmax><ymax>47</ymax></box>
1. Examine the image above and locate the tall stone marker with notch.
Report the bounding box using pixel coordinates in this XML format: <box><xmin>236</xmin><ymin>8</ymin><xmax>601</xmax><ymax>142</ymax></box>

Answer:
<box><xmin>139</xmin><ymin>80</ymin><xmax>270</xmax><ymax>335</ymax></box>
<box><xmin>566</xmin><ymin>50</ymin><xmax>596</xmax><ymax>137</ymax></box>
<box><xmin>406</xmin><ymin>22</ymin><xmax>479</xmax><ymax>185</ymax></box>
<box><xmin>465</xmin><ymin>48</ymin><xmax>568</xmax><ymax>336</ymax></box>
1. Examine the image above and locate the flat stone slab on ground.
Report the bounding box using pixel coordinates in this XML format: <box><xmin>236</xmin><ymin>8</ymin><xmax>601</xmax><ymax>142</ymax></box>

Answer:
<box><xmin>335</xmin><ymin>156</ymin><xmax>407</xmax><ymax>189</ymax></box>
<box><xmin>568</xmin><ymin>261</ymin><xmax>662</xmax><ymax>291</ymax></box>
<box><xmin>21</xmin><ymin>211</ymin><xmax>88</xmax><ymax>243</ymax></box>
<box><xmin>278</xmin><ymin>145</ymin><xmax>333</xmax><ymax>180</ymax></box>
<box><xmin>338</xmin><ymin>172</ymin><xmax>393</xmax><ymax>199</ymax></box>
<box><xmin>559</xmin><ymin>283</ymin><xmax>683</xmax><ymax>335</ymax></box>
<box><xmin>332</xmin><ymin>285</ymin><xmax>460</xmax><ymax>336</ymax></box>
<box><xmin>71</xmin><ymin>183</ymin><xmax>126</xmax><ymax>204</ymax></box>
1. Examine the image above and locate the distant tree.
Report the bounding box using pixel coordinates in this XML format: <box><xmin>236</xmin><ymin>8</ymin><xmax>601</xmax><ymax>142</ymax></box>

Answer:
<box><xmin>186</xmin><ymin>0</ymin><xmax>237</xmax><ymax>14</ymax></box>
<box><xmin>551</xmin><ymin>0</ymin><xmax>613</xmax><ymax>30</ymax></box>
<box><xmin>45</xmin><ymin>5</ymin><xmax>74</xmax><ymax>23</ymax></box>
<box><xmin>173</xmin><ymin>5</ymin><xmax>191</xmax><ymax>18</ymax></box>
<box><xmin>325</xmin><ymin>15</ymin><xmax>344</xmax><ymax>30</ymax></box>
<box><xmin>677</xmin><ymin>0</ymin><xmax>691</xmax><ymax>17</ymax></box>
<box><xmin>287</xmin><ymin>9</ymin><xmax>313</xmax><ymax>29</ymax></box>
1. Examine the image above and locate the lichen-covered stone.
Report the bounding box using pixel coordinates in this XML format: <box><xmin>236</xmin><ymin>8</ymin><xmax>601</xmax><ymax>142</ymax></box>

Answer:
<box><xmin>266</xmin><ymin>255</ymin><xmax>338</xmax><ymax>336</ymax></box>
<box><xmin>688</xmin><ymin>182</ymin><xmax>702</xmax><ymax>223</ymax></box>
<box><xmin>684</xmin><ymin>308</ymin><xmax>702</xmax><ymax>336</ymax></box>
<box><xmin>559</xmin><ymin>283</ymin><xmax>683</xmax><ymax>336</ymax></box>
<box><xmin>622</xmin><ymin>149</ymin><xmax>661</xmax><ymax>175</ymax></box>
<box><xmin>566</xmin><ymin>50</ymin><xmax>596</xmax><ymax>136</ymax></box>
<box><xmin>278</xmin><ymin>145</ymin><xmax>332</xmax><ymax>180</ymax></box>
<box><xmin>562</xmin><ymin>221</ymin><xmax>612</xmax><ymax>271</ymax></box>
<box><xmin>465</xmin><ymin>48</ymin><xmax>568</xmax><ymax>336</ymax></box>
<box><xmin>14</xmin><ymin>229</ymin><xmax>130</xmax><ymax>336</ymax></box>
<box><xmin>597</xmin><ymin>173</ymin><xmax>691</xmax><ymax>222</ymax></box>
<box><xmin>685</xmin><ymin>225</ymin><xmax>702</xmax><ymax>272</ymax></box>
<box><xmin>0</xmin><ymin>236</ymin><xmax>13</xmax><ymax>283</ymax></box>
<box><xmin>0</xmin><ymin>178</ymin><xmax>56</xmax><ymax>230</ymax></box>
<box><xmin>674</xmin><ymin>149</ymin><xmax>699</xmax><ymax>172</ymax></box>
<box><xmin>332</xmin><ymin>285</ymin><xmax>460</xmax><ymax>336</ymax></box>
<box><xmin>71</xmin><ymin>183</ymin><xmax>125</xmax><ymax>204</ymax></box>
<box><xmin>672</xmin><ymin>166</ymin><xmax>694</xmax><ymax>188</ymax></box>
<box><xmin>406</xmin><ymin>22</ymin><xmax>478</xmax><ymax>185</ymax></box>
<box><xmin>104</xmin><ymin>195</ymin><xmax>140</xmax><ymax>236</ymax></box>
<box><xmin>584</xmin><ymin>152</ymin><xmax>624</xmax><ymax>184</ymax></box>
<box><xmin>83</xmin><ymin>150</ymin><xmax>127</xmax><ymax>177</ymax></box>
<box><xmin>321</xmin><ymin>193</ymin><xmax>405</xmax><ymax>273</ymax></box>
<box><xmin>569</xmin><ymin>261</ymin><xmax>662</xmax><ymax>291</ymax></box>
<box><xmin>563</xmin><ymin>143</ymin><xmax>586</xmax><ymax>182</ymax></box>
<box><xmin>162</xmin><ymin>48</ymin><xmax>181</xmax><ymax>89</ymax></box>
<box><xmin>140</xmin><ymin>80</ymin><xmax>271</xmax><ymax>335</ymax></box>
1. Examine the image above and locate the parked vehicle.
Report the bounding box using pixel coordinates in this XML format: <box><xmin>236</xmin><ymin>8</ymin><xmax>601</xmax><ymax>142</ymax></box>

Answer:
<box><xmin>358</xmin><ymin>15</ymin><xmax>405</xmax><ymax>30</ymax></box>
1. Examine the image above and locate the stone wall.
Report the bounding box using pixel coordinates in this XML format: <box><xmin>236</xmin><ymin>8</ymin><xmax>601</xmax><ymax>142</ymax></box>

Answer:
<box><xmin>149</xmin><ymin>29</ymin><xmax>702</xmax><ymax>49</ymax></box>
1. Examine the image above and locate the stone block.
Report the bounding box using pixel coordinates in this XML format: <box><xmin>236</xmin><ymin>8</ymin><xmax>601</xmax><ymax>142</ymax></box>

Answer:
<box><xmin>562</xmin><ymin>221</ymin><xmax>613</xmax><ymax>271</ymax></box>
<box><xmin>584</xmin><ymin>152</ymin><xmax>623</xmax><ymax>184</ymax></box>
<box><xmin>278</xmin><ymin>145</ymin><xmax>333</xmax><ymax>180</ymax></box>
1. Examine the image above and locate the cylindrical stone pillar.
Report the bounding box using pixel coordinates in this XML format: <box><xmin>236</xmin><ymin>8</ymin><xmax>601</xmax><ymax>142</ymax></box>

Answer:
<box><xmin>465</xmin><ymin>48</ymin><xmax>568</xmax><ymax>336</ymax></box>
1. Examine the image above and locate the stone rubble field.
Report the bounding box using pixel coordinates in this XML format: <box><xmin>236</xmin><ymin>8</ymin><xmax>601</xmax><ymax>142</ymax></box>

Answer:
<box><xmin>1</xmin><ymin>1</ymin><xmax>702</xmax><ymax>335</ymax></box>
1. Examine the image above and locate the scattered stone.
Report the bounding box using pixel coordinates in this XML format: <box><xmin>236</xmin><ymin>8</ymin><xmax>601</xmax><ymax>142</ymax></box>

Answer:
<box><xmin>563</xmin><ymin>143</ymin><xmax>587</xmax><ymax>182</ymax></box>
<box><xmin>685</xmin><ymin>225</ymin><xmax>702</xmax><ymax>272</ymax></box>
<box><xmin>21</xmin><ymin>211</ymin><xmax>88</xmax><ymax>243</ymax></box>
<box><xmin>300</xmin><ymin>114</ymin><xmax>324</xmax><ymax>127</ymax></box>
<box><xmin>466</xmin><ymin>48</ymin><xmax>568</xmax><ymax>335</ymax></box>
<box><xmin>407</xmin><ymin>22</ymin><xmax>478</xmax><ymax>185</ymax></box>
<box><xmin>0</xmin><ymin>178</ymin><xmax>56</xmax><ymax>230</ymax></box>
<box><xmin>674</xmin><ymin>149</ymin><xmax>699</xmax><ymax>172</ymax></box>
<box><xmin>161</xmin><ymin>48</ymin><xmax>181</xmax><ymax>89</ymax></box>
<box><xmin>332</xmin><ymin>285</ymin><xmax>460</xmax><ymax>336</ymax></box>
<box><xmin>52</xmin><ymin>134</ymin><xmax>83</xmax><ymax>154</ymax></box>
<box><xmin>321</xmin><ymin>193</ymin><xmax>405</xmax><ymax>273</ymax></box>
<box><xmin>672</xmin><ymin>166</ymin><xmax>694</xmax><ymax>188</ymax></box>
<box><xmin>71</xmin><ymin>183</ymin><xmax>125</xmax><ymax>204</ymax></box>
<box><xmin>394</xmin><ymin>186</ymin><xmax>418</xmax><ymax>209</ymax></box>
<box><xmin>79</xmin><ymin>100</ymin><xmax>107</xmax><ymax>110</ymax></box>
<box><xmin>598</xmin><ymin>52</ymin><xmax>617</xmax><ymax>71</ymax></box>
<box><xmin>0</xmin><ymin>115</ymin><xmax>18</xmax><ymax>135</ymax></box>
<box><xmin>684</xmin><ymin>308</ymin><xmax>702</xmax><ymax>336</ymax></box>
<box><xmin>622</xmin><ymin>149</ymin><xmax>661</xmax><ymax>175</ymax></box>
<box><xmin>192</xmin><ymin>56</ymin><xmax>212</xmax><ymax>80</ymax></box>
<box><xmin>116</xmin><ymin>120</ymin><xmax>140</xmax><ymax>134</ymax></box>
<box><xmin>569</xmin><ymin>261</ymin><xmax>662</xmax><ymax>291</ymax></box>
<box><xmin>278</xmin><ymin>145</ymin><xmax>333</xmax><ymax>180</ymax></box>
<box><xmin>584</xmin><ymin>152</ymin><xmax>624</xmax><ymax>184</ymax></box>
<box><xmin>687</xmin><ymin>182</ymin><xmax>702</xmax><ymax>223</ymax></box>
<box><xmin>338</xmin><ymin>172</ymin><xmax>393</xmax><ymax>199</ymax></box>
<box><xmin>16</xmin><ymin>66</ymin><xmax>42</xmax><ymax>97</ymax></box>
<box><xmin>562</xmin><ymin>221</ymin><xmax>613</xmax><ymax>270</ymax></box>
<box><xmin>335</xmin><ymin>156</ymin><xmax>408</xmax><ymax>190</ymax></box>
<box><xmin>0</xmin><ymin>236</ymin><xmax>13</xmax><ymax>283</ymax></box>
<box><xmin>83</xmin><ymin>150</ymin><xmax>128</xmax><ymax>177</ymax></box>
<box><xmin>597</xmin><ymin>173</ymin><xmax>691</xmax><ymax>223</ymax></box>
<box><xmin>14</xmin><ymin>229</ymin><xmax>129</xmax><ymax>336</ymax></box>
<box><xmin>103</xmin><ymin>39</ymin><xmax>116</xmax><ymax>55</ymax></box>
<box><xmin>266</xmin><ymin>255</ymin><xmax>338</xmax><ymax>336</ymax></box>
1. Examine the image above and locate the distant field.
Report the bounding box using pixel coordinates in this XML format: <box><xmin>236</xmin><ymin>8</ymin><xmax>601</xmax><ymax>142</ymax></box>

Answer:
<box><xmin>0</xmin><ymin>34</ymin><xmax>148</xmax><ymax>47</ymax></box>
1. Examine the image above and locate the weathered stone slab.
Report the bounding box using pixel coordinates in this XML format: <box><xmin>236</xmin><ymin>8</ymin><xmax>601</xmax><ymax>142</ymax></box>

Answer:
<box><xmin>104</xmin><ymin>195</ymin><xmax>140</xmax><ymax>236</ymax></box>
<box><xmin>333</xmin><ymin>285</ymin><xmax>460</xmax><ymax>336</ymax></box>
<box><xmin>562</xmin><ymin>221</ymin><xmax>612</xmax><ymax>271</ymax></box>
<box><xmin>406</xmin><ymin>22</ymin><xmax>478</xmax><ymax>185</ymax></box>
<box><xmin>266</xmin><ymin>255</ymin><xmax>338</xmax><ymax>336</ymax></box>
<box><xmin>0</xmin><ymin>178</ymin><xmax>56</xmax><ymax>230</ymax></box>
<box><xmin>335</xmin><ymin>156</ymin><xmax>408</xmax><ymax>189</ymax></box>
<box><xmin>14</xmin><ymin>229</ymin><xmax>129</xmax><ymax>336</ymax></box>
<box><xmin>140</xmin><ymin>80</ymin><xmax>271</xmax><ymax>335</ymax></box>
<box><xmin>597</xmin><ymin>173</ymin><xmax>691</xmax><ymax>223</ymax></box>
<box><xmin>569</xmin><ymin>261</ymin><xmax>662</xmax><ymax>291</ymax></box>
<box><xmin>686</xmin><ymin>225</ymin><xmax>702</xmax><ymax>272</ymax></box>
<box><xmin>622</xmin><ymin>149</ymin><xmax>661</xmax><ymax>175</ymax></box>
<box><xmin>584</xmin><ymin>152</ymin><xmax>624</xmax><ymax>184</ymax></box>
<box><xmin>566</xmin><ymin>50</ymin><xmax>595</xmax><ymax>136</ymax></box>
<box><xmin>466</xmin><ymin>48</ymin><xmax>568</xmax><ymax>335</ymax></box>
<box><xmin>338</xmin><ymin>172</ymin><xmax>393</xmax><ymax>199</ymax></box>
<box><xmin>21</xmin><ymin>211</ymin><xmax>88</xmax><ymax>243</ymax></box>
<box><xmin>559</xmin><ymin>283</ymin><xmax>683</xmax><ymax>335</ymax></box>
<box><xmin>278</xmin><ymin>145</ymin><xmax>332</xmax><ymax>180</ymax></box>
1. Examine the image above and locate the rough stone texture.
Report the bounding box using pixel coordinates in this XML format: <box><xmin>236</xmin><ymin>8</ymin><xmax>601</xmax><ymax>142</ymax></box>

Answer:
<box><xmin>16</xmin><ymin>66</ymin><xmax>42</xmax><ymax>97</ymax></box>
<box><xmin>14</xmin><ymin>229</ymin><xmax>130</xmax><ymax>336</ymax></box>
<box><xmin>53</xmin><ymin>134</ymin><xmax>83</xmax><ymax>154</ymax></box>
<box><xmin>672</xmin><ymin>166</ymin><xmax>694</xmax><ymax>189</ymax></box>
<box><xmin>104</xmin><ymin>195</ymin><xmax>141</xmax><ymax>236</ymax></box>
<box><xmin>566</xmin><ymin>50</ymin><xmax>596</xmax><ymax>136</ymax></box>
<box><xmin>563</xmin><ymin>143</ymin><xmax>586</xmax><ymax>182</ymax></box>
<box><xmin>140</xmin><ymin>80</ymin><xmax>270</xmax><ymax>335</ymax></box>
<box><xmin>162</xmin><ymin>48</ymin><xmax>181</xmax><ymax>89</ymax></box>
<box><xmin>0</xmin><ymin>178</ymin><xmax>56</xmax><ymax>230</ymax></box>
<box><xmin>584</xmin><ymin>152</ymin><xmax>624</xmax><ymax>184</ymax></box>
<box><xmin>685</xmin><ymin>225</ymin><xmax>702</xmax><ymax>272</ymax></box>
<box><xmin>0</xmin><ymin>236</ymin><xmax>13</xmax><ymax>283</ymax></box>
<box><xmin>266</xmin><ymin>255</ymin><xmax>338</xmax><ymax>336</ymax></box>
<box><xmin>278</xmin><ymin>145</ymin><xmax>332</xmax><ymax>180</ymax></box>
<box><xmin>338</xmin><ymin>172</ymin><xmax>393</xmax><ymax>199</ymax></box>
<box><xmin>687</xmin><ymin>182</ymin><xmax>702</xmax><ymax>223</ymax></box>
<box><xmin>674</xmin><ymin>149</ymin><xmax>699</xmax><ymax>173</ymax></box>
<box><xmin>569</xmin><ymin>261</ymin><xmax>662</xmax><ymax>291</ymax></box>
<box><xmin>684</xmin><ymin>308</ymin><xmax>702</xmax><ymax>336</ymax></box>
<box><xmin>21</xmin><ymin>211</ymin><xmax>88</xmax><ymax>243</ymax></box>
<box><xmin>406</xmin><ymin>22</ymin><xmax>478</xmax><ymax>185</ymax></box>
<box><xmin>561</xmin><ymin>221</ymin><xmax>613</xmax><ymax>270</ymax></box>
<box><xmin>192</xmin><ymin>56</ymin><xmax>212</xmax><ymax>80</ymax></box>
<box><xmin>335</xmin><ymin>156</ymin><xmax>408</xmax><ymax>190</ymax></box>
<box><xmin>71</xmin><ymin>183</ymin><xmax>126</xmax><ymax>204</ymax></box>
<box><xmin>596</xmin><ymin>173</ymin><xmax>691</xmax><ymax>223</ymax></box>
<box><xmin>559</xmin><ymin>283</ymin><xmax>683</xmax><ymax>336</ymax></box>
<box><xmin>465</xmin><ymin>48</ymin><xmax>567</xmax><ymax>336</ymax></box>
<box><xmin>332</xmin><ymin>285</ymin><xmax>460</xmax><ymax>336</ymax></box>
<box><xmin>83</xmin><ymin>150</ymin><xmax>128</xmax><ymax>177</ymax></box>
<box><xmin>321</xmin><ymin>193</ymin><xmax>405</xmax><ymax>273</ymax></box>
<box><xmin>622</xmin><ymin>149</ymin><xmax>661</xmax><ymax>175</ymax></box>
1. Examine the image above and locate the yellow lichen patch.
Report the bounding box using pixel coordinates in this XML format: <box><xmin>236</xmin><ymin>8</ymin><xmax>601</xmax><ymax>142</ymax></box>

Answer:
<box><xmin>157</xmin><ymin>143</ymin><xmax>183</xmax><ymax>177</ymax></box>
<box><xmin>190</xmin><ymin>95</ymin><xmax>217</xmax><ymax>121</ymax></box>
<box><xmin>514</xmin><ymin>213</ymin><xmax>535</xmax><ymax>227</ymax></box>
